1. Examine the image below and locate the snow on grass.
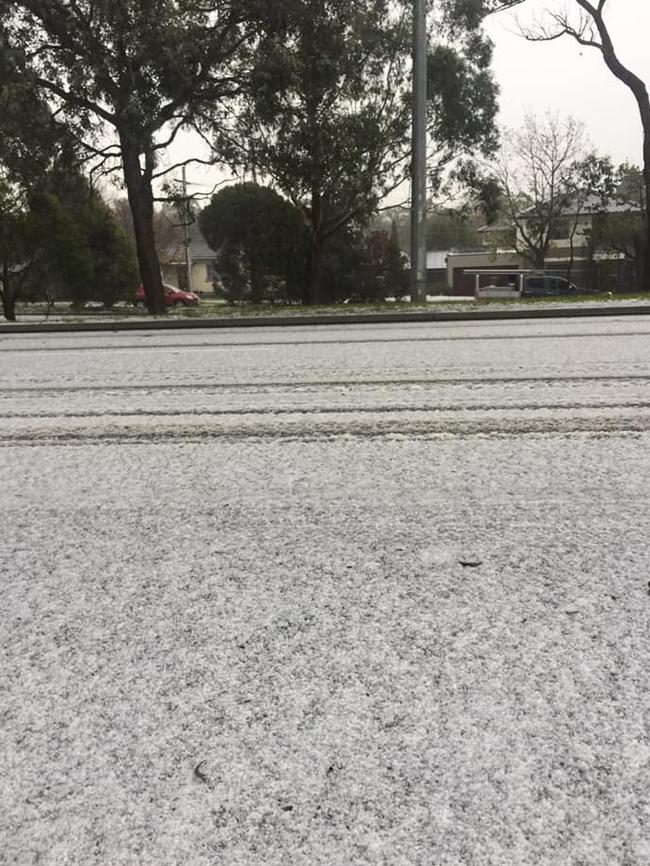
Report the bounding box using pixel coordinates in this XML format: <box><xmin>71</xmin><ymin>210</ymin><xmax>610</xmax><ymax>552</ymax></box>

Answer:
<box><xmin>2</xmin><ymin>435</ymin><xmax>650</xmax><ymax>864</ymax></box>
<box><xmin>5</xmin><ymin>294</ymin><xmax>650</xmax><ymax>327</ymax></box>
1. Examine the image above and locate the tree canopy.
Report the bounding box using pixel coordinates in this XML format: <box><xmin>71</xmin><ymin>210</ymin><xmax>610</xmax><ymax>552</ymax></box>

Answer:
<box><xmin>215</xmin><ymin>0</ymin><xmax>499</xmax><ymax>303</ymax></box>
<box><xmin>0</xmin><ymin>75</ymin><xmax>137</xmax><ymax>318</ymax></box>
<box><xmin>2</xmin><ymin>0</ymin><xmax>273</xmax><ymax>312</ymax></box>
<box><xmin>1</xmin><ymin>0</ymin><xmax>507</xmax><ymax>312</ymax></box>
<box><xmin>199</xmin><ymin>183</ymin><xmax>304</xmax><ymax>304</ymax></box>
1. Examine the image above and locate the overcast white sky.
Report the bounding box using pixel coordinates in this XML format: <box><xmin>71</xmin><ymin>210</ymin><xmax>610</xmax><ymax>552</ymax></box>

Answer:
<box><xmin>484</xmin><ymin>0</ymin><xmax>649</xmax><ymax>165</ymax></box>
<box><xmin>167</xmin><ymin>0</ymin><xmax>648</xmax><ymax>204</ymax></box>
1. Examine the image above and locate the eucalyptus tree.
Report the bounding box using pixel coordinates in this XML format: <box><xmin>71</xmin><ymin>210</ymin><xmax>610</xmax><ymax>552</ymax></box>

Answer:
<box><xmin>3</xmin><ymin>0</ymin><xmax>271</xmax><ymax>312</ymax></box>
<box><xmin>218</xmin><ymin>0</ymin><xmax>501</xmax><ymax>304</ymax></box>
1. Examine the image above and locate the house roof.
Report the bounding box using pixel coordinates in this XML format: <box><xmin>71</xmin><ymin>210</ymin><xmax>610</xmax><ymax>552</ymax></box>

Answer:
<box><xmin>477</xmin><ymin>223</ymin><xmax>512</xmax><ymax>234</ymax></box>
<box><xmin>158</xmin><ymin>219</ymin><xmax>217</xmax><ymax>265</ymax></box>
<box><xmin>478</xmin><ymin>196</ymin><xmax>642</xmax><ymax>235</ymax></box>
<box><xmin>521</xmin><ymin>194</ymin><xmax>642</xmax><ymax>218</ymax></box>
<box><xmin>188</xmin><ymin>219</ymin><xmax>217</xmax><ymax>262</ymax></box>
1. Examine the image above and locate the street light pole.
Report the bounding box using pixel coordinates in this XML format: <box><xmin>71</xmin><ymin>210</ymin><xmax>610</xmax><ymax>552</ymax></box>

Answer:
<box><xmin>410</xmin><ymin>0</ymin><xmax>427</xmax><ymax>303</ymax></box>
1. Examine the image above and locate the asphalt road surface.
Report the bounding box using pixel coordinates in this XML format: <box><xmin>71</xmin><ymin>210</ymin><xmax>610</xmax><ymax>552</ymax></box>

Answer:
<box><xmin>2</xmin><ymin>316</ymin><xmax>650</xmax><ymax>865</ymax></box>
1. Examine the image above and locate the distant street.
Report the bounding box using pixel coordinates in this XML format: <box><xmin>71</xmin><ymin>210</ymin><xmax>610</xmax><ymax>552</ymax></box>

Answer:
<box><xmin>3</xmin><ymin>316</ymin><xmax>650</xmax><ymax>865</ymax></box>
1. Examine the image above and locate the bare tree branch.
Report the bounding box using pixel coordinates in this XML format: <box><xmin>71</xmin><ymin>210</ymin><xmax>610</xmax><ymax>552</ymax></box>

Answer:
<box><xmin>151</xmin><ymin>157</ymin><xmax>219</xmax><ymax>181</ymax></box>
<box><xmin>514</xmin><ymin>0</ymin><xmax>650</xmax><ymax>288</ymax></box>
<box><xmin>35</xmin><ymin>76</ymin><xmax>115</xmax><ymax>124</ymax></box>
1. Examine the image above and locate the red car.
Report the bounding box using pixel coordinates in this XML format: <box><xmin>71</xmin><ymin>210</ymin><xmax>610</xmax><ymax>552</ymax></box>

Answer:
<box><xmin>134</xmin><ymin>283</ymin><xmax>200</xmax><ymax>308</ymax></box>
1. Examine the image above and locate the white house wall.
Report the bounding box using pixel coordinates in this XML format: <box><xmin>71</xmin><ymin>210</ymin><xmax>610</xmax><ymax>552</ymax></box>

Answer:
<box><xmin>161</xmin><ymin>262</ymin><xmax>216</xmax><ymax>295</ymax></box>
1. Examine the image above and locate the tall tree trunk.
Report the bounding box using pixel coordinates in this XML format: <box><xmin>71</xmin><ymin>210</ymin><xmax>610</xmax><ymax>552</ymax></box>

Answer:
<box><xmin>304</xmin><ymin>185</ymin><xmax>323</xmax><ymax>306</ymax></box>
<box><xmin>1</xmin><ymin>268</ymin><xmax>16</xmax><ymax>321</ymax></box>
<box><xmin>642</xmin><ymin>133</ymin><xmax>650</xmax><ymax>292</ymax></box>
<box><xmin>120</xmin><ymin>132</ymin><xmax>166</xmax><ymax>314</ymax></box>
<box><xmin>1</xmin><ymin>291</ymin><xmax>16</xmax><ymax>321</ymax></box>
<box><xmin>1</xmin><ymin>297</ymin><xmax>16</xmax><ymax>321</ymax></box>
<box><xmin>303</xmin><ymin>235</ymin><xmax>324</xmax><ymax>306</ymax></box>
<box><xmin>580</xmin><ymin>0</ymin><xmax>650</xmax><ymax>291</ymax></box>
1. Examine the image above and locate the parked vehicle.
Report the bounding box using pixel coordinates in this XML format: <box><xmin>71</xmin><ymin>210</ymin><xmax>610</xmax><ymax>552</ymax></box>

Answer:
<box><xmin>522</xmin><ymin>276</ymin><xmax>580</xmax><ymax>297</ymax></box>
<box><xmin>134</xmin><ymin>284</ymin><xmax>199</xmax><ymax>308</ymax></box>
<box><xmin>472</xmin><ymin>270</ymin><xmax>590</xmax><ymax>300</ymax></box>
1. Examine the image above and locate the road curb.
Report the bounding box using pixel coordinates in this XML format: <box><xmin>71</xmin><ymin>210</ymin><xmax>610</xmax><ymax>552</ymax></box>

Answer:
<box><xmin>2</xmin><ymin>304</ymin><xmax>650</xmax><ymax>334</ymax></box>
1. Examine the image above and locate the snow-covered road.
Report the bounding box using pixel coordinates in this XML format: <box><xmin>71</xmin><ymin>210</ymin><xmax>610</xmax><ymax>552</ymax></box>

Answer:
<box><xmin>3</xmin><ymin>315</ymin><xmax>650</xmax><ymax>441</ymax></box>
<box><xmin>2</xmin><ymin>317</ymin><xmax>650</xmax><ymax>865</ymax></box>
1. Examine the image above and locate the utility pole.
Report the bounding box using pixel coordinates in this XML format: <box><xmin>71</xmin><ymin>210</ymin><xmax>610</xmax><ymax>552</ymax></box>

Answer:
<box><xmin>410</xmin><ymin>0</ymin><xmax>427</xmax><ymax>303</ymax></box>
<box><xmin>182</xmin><ymin>165</ymin><xmax>193</xmax><ymax>292</ymax></box>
